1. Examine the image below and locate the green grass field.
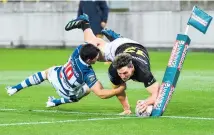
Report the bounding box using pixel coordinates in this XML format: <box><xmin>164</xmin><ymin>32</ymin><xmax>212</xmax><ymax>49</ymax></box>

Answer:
<box><xmin>0</xmin><ymin>48</ymin><xmax>214</xmax><ymax>135</ymax></box>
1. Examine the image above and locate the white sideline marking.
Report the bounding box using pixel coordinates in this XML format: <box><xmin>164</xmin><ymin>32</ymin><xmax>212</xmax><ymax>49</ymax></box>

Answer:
<box><xmin>1</xmin><ymin>108</ymin><xmax>214</xmax><ymax>121</ymax></box>
<box><xmin>0</xmin><ymin>109</ymin><xmax>17</xmax><ymax>111</ymax></box>
<box><xmin>0</xmin><ymin>117</ymin><xmax>135</xmax><ymax>127</ymax></box>
<box><xmin>162</xmin><ymin>116</ymin><xmax>214</xmax><ymax>120</ymax></box>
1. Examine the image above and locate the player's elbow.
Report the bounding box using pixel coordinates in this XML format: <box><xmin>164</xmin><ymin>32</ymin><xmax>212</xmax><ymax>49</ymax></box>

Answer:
<box><xmin>99</xmin><ymin>95</ymin><xmax>109</xmax><ymax>99</ymax></box>
<box><xmin>147</xmin><ymin>82</ymin><xmax>160</xmax><ymax>99</ymax></box>
<box><xmin>97</xmin><ymin>93</ymin><xmax>109</xmax><ymax>99</ymax></box>
<box><xmin>94</xmin><ymin>90</ymin><xmax>109</xmax><ymax>99</ymax></box>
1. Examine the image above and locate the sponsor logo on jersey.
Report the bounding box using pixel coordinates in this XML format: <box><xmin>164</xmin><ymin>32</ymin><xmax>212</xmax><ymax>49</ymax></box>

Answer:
<box><xmin>71</xmin><ymin>60</ymin><xmax>79</xmax><ymax>78</ymax></box>
<box><xmin>132</xmin><ymin>56</ymin><xmax>148</xmax><ymax>65</ymax></box>
<box><xmin>88</xmin><ymin>74</ymin><xmax>96</xmax><ymax>82</ymax></box>
<box><xmin>148</xmin><ymin>79</ymin><xmax>154</xmax><ymax>86</ymax></box>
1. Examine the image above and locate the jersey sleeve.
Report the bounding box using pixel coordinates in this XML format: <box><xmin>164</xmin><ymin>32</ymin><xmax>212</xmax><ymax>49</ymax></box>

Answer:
<box><xmin>133</xmin><ymin>59</ymin><xmax>156</xmax><ymax>88</ymax></box>
<box><xmin>108</xmin><ymin>64</ymin><xmax>124</xmax><ymax>85</ymax></box>
<box><xmin>143</xmin><ymin>71</ymin><xmax>156</xmax><ymax>88</ymax></box>
<box><xmin>84</xmin><ymin>70</ymin><xmax>98</xmax><ymax>88</ymax></box>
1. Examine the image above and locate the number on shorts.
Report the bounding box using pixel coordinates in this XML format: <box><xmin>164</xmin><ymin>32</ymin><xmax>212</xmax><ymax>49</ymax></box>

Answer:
<box><xmin>64</xmin><ymin>62</ymin><xmax>73</xmax><ymax>80</ymax></box>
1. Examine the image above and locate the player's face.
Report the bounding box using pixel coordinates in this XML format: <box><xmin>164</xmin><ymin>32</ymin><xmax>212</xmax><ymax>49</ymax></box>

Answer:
<box><xmin>117</xmin><ymin>65</ymin><xmax>134</xmax><ymax>82</ymax></box>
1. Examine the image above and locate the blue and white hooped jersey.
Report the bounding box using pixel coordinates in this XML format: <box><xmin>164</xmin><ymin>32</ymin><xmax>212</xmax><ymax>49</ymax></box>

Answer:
<box><xmin>55</xmin><ymin>45</ymin><xmax>97</xmax><ymax>98</ymax></box>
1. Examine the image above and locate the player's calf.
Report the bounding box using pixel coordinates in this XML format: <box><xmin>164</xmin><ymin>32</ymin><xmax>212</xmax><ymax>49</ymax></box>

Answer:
<box><xmin>46</xmin><ymin>96</ymin><xmax>72</xmax><ymax>107</ymax></box>
<box><xmin>6</xmin><ymin>71</ymin><xmax>47</xmax><ymax>96</ymax></box>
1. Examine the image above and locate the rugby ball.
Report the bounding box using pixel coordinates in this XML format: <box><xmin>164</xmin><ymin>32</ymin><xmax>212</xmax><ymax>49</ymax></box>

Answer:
<box><xmin>135</xmin><ymin>100</ymin><xmax>153</xmax><ymax>117</ymax></box>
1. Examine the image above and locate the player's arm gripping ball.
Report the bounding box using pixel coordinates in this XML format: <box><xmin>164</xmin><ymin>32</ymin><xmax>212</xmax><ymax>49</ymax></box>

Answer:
<box><xmin>135</xmin><ymin>100</ymin><xmax>153</xmax><ymax>117</ymax></box>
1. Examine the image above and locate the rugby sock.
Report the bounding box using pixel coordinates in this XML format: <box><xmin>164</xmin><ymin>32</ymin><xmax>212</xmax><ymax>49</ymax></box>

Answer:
<box><xmin>102</xmin><ymin>29</ymin><xmax>121</xmax><ymax>41</ymax></box>
<box><xmin>12</xmin><ymin>71</ymin><xmax>47</xmax><ymax>91</ymax></box>
<box><xmin>52</xmin><ymin>98</ymin><xmax>71</xmax><ymax>106</ymax></box>
<box><xmin>82</xmin><ymin>23</ymin><xmax>91</xmax><ymax>31</ymax></box>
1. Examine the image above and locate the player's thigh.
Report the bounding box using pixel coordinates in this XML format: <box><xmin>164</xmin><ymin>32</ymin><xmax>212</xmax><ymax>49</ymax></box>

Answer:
<box><xmin>46</xmin><ymin>66</ymin><xmax>70</xmax><ymax>99</ymax></box>
<box><xmin>46</xmin><ymin>66</ymin><xmax>60</xmax><ymax>79</ymax></box>
<box><xmin>93</xmin><ymin>37</ymin><xmax>106</xmax><ymax>47</ymax></box>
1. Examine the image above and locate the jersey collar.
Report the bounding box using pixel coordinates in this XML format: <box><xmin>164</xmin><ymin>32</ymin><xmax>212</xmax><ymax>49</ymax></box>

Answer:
<box><xmin>79</xmin><ymin>56</ymin><xmax>90</xmax><ymax>67</ymax></box>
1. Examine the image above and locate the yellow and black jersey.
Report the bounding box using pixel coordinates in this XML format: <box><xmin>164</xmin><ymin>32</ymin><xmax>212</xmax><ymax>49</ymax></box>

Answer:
<box><xmin>108</xmin><ymin>43</ymin><xmax>156</xmax><ymax>88</ymax></box>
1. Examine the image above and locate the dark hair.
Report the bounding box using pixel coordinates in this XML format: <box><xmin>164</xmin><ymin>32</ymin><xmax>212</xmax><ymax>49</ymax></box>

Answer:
<box><xmin>80</xmin><ymin>43</ymin><xmax>100</xmax><ymax>62</ymax></box>
<box><xmin>112</xmin><ymin>53</ymin><xmax>132</xmax><ymax>69</ymax></box>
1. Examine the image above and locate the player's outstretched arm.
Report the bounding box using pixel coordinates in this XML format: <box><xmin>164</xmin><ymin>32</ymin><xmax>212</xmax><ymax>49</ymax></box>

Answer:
<box><xmin>145</xmin><ymin>82</ymin><xmax>160</xmax><ymax>105</ymax></box>
<box><xmin>116</xmin><ymin>91</ymin><xmax>132</xmax><ymax>115</ymax></box>
<box><xmin>90</xmin><ymin>81</ymin><xmax>126</xmax><ymax>99</ymax></box>
<box><xmin>112</xmin><ymin>84</ymin><xmax>131</xmax><ymax>115</ymax></box>
<box><xmin>138</xmin><ymin>82</ymin><xmax>160</xmax><ymax>112</ymax></box>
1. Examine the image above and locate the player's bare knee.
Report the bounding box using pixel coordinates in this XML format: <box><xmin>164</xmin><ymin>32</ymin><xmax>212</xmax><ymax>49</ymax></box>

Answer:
<box><xmin>44</xmin><ymin>68</ymin><xmax>52</xmax><ymax>80</ymax></box>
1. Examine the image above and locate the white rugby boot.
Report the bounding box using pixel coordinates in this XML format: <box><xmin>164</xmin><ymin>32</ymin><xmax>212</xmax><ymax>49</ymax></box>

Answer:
<box><xmin>5</xmin><ymin>86</ymin><xmax>18</xmax><ymax>96</ymax></box>
<box><xmin>46</xmin><ymin>96</ymin><xmax>56</xmax><ymax>107</ymax></box>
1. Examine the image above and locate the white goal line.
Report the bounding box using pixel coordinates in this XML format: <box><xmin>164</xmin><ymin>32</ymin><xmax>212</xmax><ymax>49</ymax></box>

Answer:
<box><xmin>1</xmin><ymin>108</ymin><xmax>214</xmax><ymax>121</ymax></box>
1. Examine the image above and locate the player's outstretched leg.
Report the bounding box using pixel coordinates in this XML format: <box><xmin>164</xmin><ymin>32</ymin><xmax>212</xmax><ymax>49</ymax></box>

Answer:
<box><xmin>65</xmin><ymin>13</ymin><xmax>90</xmax><ymax>31</ymax></box>
<box><xmin>101</xmin><ymin>28</ymin><xmax>122</xmax><ymax>41</ymax></box>
<box><xmin>46</xmin><ymin>96</ymin><xmax>72</xmax><ymax>107</ymax></box>
<box><xmin>46</xmin><ymin>85</ymin><xmax>91</xmax><ymax>107</ymax></box>
<box><xmin>6</xmin><ymin>71</ymin><xmax>47</xmax><ymax>96</ymax></box>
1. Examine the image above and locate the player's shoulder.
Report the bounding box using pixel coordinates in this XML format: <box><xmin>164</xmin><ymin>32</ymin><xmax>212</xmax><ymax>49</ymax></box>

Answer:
<box><xmin>74</xmin><ymin>45</ymin><xmax>83</xmax><ymax>53</ymax></box>
<box><xmin>83</xmin><ymin>68</ymin><xmax>97</xmax><ymax>84</ymax></box>
<box><xmin>132</xmin><ymin>55</ymin><xmax>149</xmax><ymax>66</ymax></box>
<box><xmin>77</xmin><ymin>60</ymin><xmax>94</xmax><ymax>74</ymax></box>
<box><xmin>83</xmin><ymin>66</ymin><xmax>95</xmax><ymax>74</ymax></box>
<box><xmin>132</xmin><ymin>58</ymin><xmax>151</xmax><ymax>76</ymax></box>
<box><xmin>72</xmin><ymin>45</ymin><xmax>83</xmax><ymax>58</ymax></box>
<box><xmin>108</xmin><ymin>63</ymin><xmax>117</xmax><ymax>74</ymax></box>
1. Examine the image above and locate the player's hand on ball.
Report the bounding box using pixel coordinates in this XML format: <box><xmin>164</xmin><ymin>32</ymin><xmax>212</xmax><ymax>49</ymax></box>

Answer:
<box><xmin>136</xmin><ymin>100</ymin><xmax>148</xmax><ymax>112</ymax></box>
<box><xmin>119</xmin><ymin>110</ymin><xmax>132</xmax><ymax>115</ymax></box>
<box><xmin>135</xmin><ymin>100</ymin><xmax>153</xmax><ymax>117</ymax></box>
